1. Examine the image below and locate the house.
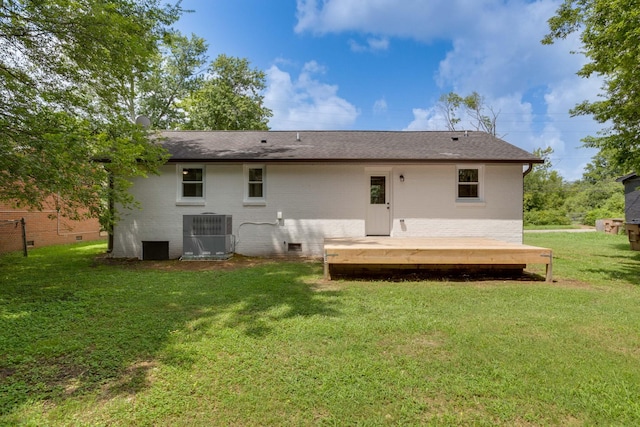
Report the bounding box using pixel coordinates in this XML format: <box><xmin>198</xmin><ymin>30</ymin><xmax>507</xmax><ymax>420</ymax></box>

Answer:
<box><xmin>0</xmin><ymin>198</ymin><xmax>104</xmax><ymax>255</ymax></box>
<box><xmin>617</xmin><ymin>173</ymin><xmax>640</xmax><ymax>224</ymax></box>
<box><xmin>111</xmin><ymin>130</ymin><xmax>543</xmax><ymax>260</ymax></box>
<box><xmin>616</xmin><ymin>172</ymin><xmax>640</xmax><ymax>250</ymax></box>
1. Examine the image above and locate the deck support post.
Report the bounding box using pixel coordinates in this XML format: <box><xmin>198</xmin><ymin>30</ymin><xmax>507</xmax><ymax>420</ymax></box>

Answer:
<box><xmin>545</xmin><ymin>252</ymin><xmax>553</xmax><ymax>282</ymax></box>
<box><xmin>323</xmin><ymin>250</ymin><xmax>330</xmax><ymax>280</ymax></box>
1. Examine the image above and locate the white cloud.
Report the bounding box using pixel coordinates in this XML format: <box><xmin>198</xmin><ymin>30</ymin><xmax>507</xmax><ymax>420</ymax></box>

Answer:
<box><xmin>435</xmin><ymin>2</ymin><xmax>586</xmax><ymax>96</ymax></box>
<box><xmin>264</xmin><ymin>61</ymin><xmax>359</xmax><ymax>130</ymax></box>
<box><xmin>294</xmin><ymin>0</ymin><xmax>606</xmax><ymax>180</ymax></box>
<box><xmin>294</xmin><ymin>0</ymin><xmax>588</xmax><ymax>95</ymax></box>
<box><xmin>295</xmin><ymin>0</ymin><xmax>484</xmax><ymax>39</ymax></box>
<box><xmin>302</xmin><ymin>60</ymin><xmax>326</xmax><ymax>74</ymax></box>
<box><xmin>373</xmin><ymin>98</ymin><xmax>388</xmax><ymax>115</ymax></box>
<box><xmin>404</xmin><ymin>94</ymin><xmax>533</xmax><ymax>134</ymax></box>
<box><xmin>404</xmin><ymin>107</ymin><xmax>445</xmax><ymax>131</ymax></box>
<box><xmin>349</xmin><ymin>37</ymin><xmax>389</xmax><ymax>53</ymax></box>
<box><xmin>367</xmin><ymin>37</ymin><xmax>389</xmax><ymax>51</ymax></box>
<box><xmin>539</xmin><ymin>77</ymin><xmax>604</xmax><ymax>180</ymax></box>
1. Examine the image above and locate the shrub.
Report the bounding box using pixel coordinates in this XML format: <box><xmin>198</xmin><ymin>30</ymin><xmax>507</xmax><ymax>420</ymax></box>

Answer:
<box><xmin>524</xmin><ymin>209</ymin><xmax>571</xmax><ymax>226</ymax></box>
<box><xmin>582</xmin><ymin>208</ymin><xmax>625</xmax><ymax>227</ymax></box>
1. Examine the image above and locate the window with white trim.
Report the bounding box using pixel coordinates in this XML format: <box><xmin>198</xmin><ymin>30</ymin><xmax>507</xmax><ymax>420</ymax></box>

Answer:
<box><xmin>457</xmin><ymin>166</ymin><xmax>483</xmax><ymax>200</ymax></box>
<box><xmin>244</xmin><ymin>164</ymin><xmax>266</xmax><ymax>204</ymax></box>
<box><xmin>178</xmin><ymin>165</ymin><xmax>205</xmax><ymax>200</ymax></box>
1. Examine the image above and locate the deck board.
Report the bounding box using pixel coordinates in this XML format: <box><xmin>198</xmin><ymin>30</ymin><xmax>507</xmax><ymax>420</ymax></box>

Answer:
<box><xmin>324</xmin><ymin>237</ymin><xmax>553</xmax><ymax>282</ymax></box>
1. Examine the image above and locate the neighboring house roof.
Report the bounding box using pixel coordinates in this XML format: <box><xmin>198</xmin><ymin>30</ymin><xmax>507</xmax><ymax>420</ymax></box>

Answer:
<box><xmin>616</xmin><ymin>172</ymin><xmax>638</xmax><ymax>183</ymax></box>
<box><xmin>157</xmin><ymin>130</ymin><xmax>543</xmax><ymax>164</ymax></box>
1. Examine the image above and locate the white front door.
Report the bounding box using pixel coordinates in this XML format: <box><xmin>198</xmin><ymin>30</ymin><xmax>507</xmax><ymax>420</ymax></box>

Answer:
<box><xmin>366</xmin><ymin>173</ymin><xmax>391</xmax><ymax>235</ymax></box>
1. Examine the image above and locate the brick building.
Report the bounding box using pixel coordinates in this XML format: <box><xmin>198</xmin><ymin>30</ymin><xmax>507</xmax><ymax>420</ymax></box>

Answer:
<box><xmin>112</xmin><ymin>130</ymin><xmax>542</xmax><ymax>259</ymax></box>
<box><xmin>0</xmin><ymin>198</ymin><xmax>105</xmax><ymax>255</ymax></box>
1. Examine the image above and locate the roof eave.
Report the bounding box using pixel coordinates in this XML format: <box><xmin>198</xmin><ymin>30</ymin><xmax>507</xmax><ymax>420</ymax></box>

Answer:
<box><xmin>616</xmin><ymin>172</ymin><xmax>638</xmax><ymax>183</ymax></box>
<box><xmin>166</xmin><ymin>157</ymin><xmax>543</xmax><ymax>164</ymax></box>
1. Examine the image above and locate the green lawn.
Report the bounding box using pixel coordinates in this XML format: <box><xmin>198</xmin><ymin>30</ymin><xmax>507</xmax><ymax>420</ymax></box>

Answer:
<box><xmin>1</xmin><ymin>233</ymin><xmax>639</xmax><ymax>426</ymax></box>
<box><xmin>523</xmin><ymin>224</ymin><xmax>583</xmax><ymax>230</ymax></box>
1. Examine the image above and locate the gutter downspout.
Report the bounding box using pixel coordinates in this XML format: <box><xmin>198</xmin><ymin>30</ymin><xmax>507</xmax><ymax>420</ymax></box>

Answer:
<box><xmin>523</xmin><ymin>163</ymin><xmax>534</xmax><ymax>177</ymax></box>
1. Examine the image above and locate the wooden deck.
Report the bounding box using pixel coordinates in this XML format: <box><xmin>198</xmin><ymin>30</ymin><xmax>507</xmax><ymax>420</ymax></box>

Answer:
<box><xmin>323</xmin><ymin>237</ymin><xmax>553</xmax><ymax>282</ymax></box>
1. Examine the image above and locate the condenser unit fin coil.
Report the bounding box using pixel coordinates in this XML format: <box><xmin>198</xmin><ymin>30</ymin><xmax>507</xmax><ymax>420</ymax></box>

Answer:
<box><xmin>184</xmin><ymin>214</ymin><xmax>232</xmax><ymax>236</ymax></box>
<box><xmin>182</xmin><ymin>214</ymin><xmax>233</xmax><ymax>260</ymax></box>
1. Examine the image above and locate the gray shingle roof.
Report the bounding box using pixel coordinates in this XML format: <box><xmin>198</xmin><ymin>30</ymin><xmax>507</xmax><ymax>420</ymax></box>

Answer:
<box><xmin>616</xmin><ymin>172</ymin><xmax>638</xmax><ymax>183</ymax></box>
<box><xmin>157</xmin><ymin>130</ymin><xmax>542</xmax><ymax>163</ymax></box>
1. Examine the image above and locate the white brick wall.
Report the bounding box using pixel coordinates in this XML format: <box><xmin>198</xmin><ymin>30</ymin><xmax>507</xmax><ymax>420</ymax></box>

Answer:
<box><xmin>391</xmin><ymin>219</ymin><xmax>523</xmax><ymax>243</ymax></box>
<box><xmin>390</xmin><ymin>163</ymin><xmax>524</xmax><ymax>243</ymax></box>
<box><xmin>112</xmin><ymin>162</ymin><xmax>525</xmax><ymax>258</ymax></box>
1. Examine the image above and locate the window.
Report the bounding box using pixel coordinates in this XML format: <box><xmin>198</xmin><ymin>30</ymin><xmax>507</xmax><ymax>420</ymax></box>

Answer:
<box><xmin>457</xmin><ymin>166</ymin><xmax>482</xmax><ymax>200</ymax></box>
<box><xmin>182</xmin><ymin>167</ymin><xmax>204</xmax><ymax>197</ymax></box>
<box><xmin>458</xmin><ymin>168</ymin><xmax>478</xmax><ymax>198</ymax></box>
<box><xmin>177</xmin><ymin>165</ymin><xmax>205</xmax><ymax>203</ymax></box>
<box><xmin>370</xmin><ymin>176</ymin><xmax>386</xmax><ymax>204</ymax></box>
<box><xmin>244</xmin><ymin>164</ymin><xmax>265</xmax><ymax>204</ymax></box>
<box><xmin>248</xmin><ymin>167</ymin><xmax>263</xmax><ymax>198</ymax></box>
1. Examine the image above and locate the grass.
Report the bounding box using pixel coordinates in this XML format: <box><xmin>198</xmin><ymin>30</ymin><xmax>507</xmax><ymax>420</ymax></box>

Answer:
<box><xmin>523</xmin><ymin>224</ymin><xmax>583</xmax><ymax>230</ymax></box>
<box><xmin>525</xmin><ymin>231</ymin><xmax>640</xmax><ymax>286</ymax></box>
<box><xmin>1</xmin><ymin>233</ymin><xmax>639</xmax><ymax>425</ymax></box>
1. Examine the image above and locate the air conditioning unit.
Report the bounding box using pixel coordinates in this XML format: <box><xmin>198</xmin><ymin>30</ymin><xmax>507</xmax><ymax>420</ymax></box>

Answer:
<box><xmin>182</xmin><ymin>214</ymin><xmax>234</xmax><ymax>260</ymax></box>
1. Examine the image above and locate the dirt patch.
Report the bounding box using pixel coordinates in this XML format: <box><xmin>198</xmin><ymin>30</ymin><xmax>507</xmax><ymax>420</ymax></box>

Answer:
<box><xmin>94</xmin><ymin>253</ymin><xmax>559</xmax><ymax>285</ymax></box>
<box><xmin>101</xmin><ymin>360</ymin><xmax>158</xmax><ymax>398</ymax></box>
<box><xmin>0</xmin><ymin>367</ymin><xmax>16</xmax><ymax>380</ymax></box>
<box><xmin>549</xmin><ymin>278</ymin><xmax>601</xmax><ymax>289</ymax></box>
<box><xmin>93</xmin><ymin>253</ymin><xmax>277</xmax><ymax>272</ymax></box>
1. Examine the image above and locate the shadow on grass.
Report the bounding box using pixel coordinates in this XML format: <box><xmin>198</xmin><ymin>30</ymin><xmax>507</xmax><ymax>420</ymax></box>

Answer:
<box><xmin>0</xmin><ymin>243</ymin><xmax>342</xmax><ymax>416</ymax></box>
<box><xmin>584</xmin><ymin>242</ymin><xmax>640</xmax><ymax>286</ymax></box>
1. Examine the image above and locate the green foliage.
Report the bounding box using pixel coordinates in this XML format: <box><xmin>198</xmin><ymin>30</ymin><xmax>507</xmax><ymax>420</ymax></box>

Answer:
<box><xmin>581</xmin><ymin>193</ymin><xmax>625</xmax><ymax>226</ymax></box>
<box><xmin>1</xmin><ymin>1</ymin><xmax>272</xmax><ymax>229</ymax></box>
<box><xmin>523</xmin><ymin>169</ymin><xmax>566</xmax><ymax>212</ymax></box>
<box><xmin>564</xmin><ymin>150</ymin><xmax>626</xmax><ymax>224</ymax></box>
<box><xmin>2</xmin><ymin>238</ymin><xmax>640</xmax><ymax>424</ymax></box>
<box><xmin>524</xmin><ymin>209</ymin><xmax>572</xmax><ymax>226</ymax></box>
<box><xmin>437</xmin><ymin>91</ymin><xmax>499</xmax><ymax>135</ymax></box>
<box><xmin>136</xmin><ymin>31</ymin><xmax>209</xmax><ymax>129</ymax></box>
<box><xmin>581</xmin><ymin>149</ymin><xmax>626</xmax><ymax>184</ymax></box>
<box><xmin>504</xmin><ymin>142</ymin><xmax>624</xmax><ymax>225</ymax></box>
<box><xmin>0</xmin><ymin>0</ymin><xmax>181</xmax><ymax>228</ymax></box>
<box><xmin>583</xmin><ymin>209</ymin><xmax>619</xmax><ymax>227</ymax></box>
<box><xmin>524</xmin><ymin>224</ymin><xmax>580</xmax><ymax>231</ymax></box>
<box><xmin>438</xmin><ymin>92</ymin><xmax>464</xmax><ymax>130</ymax></box>
<box><xmin>543</xmin><ymin>0</ymin><xmax>640</xmax><ymax>175</ymax></box>
<box><xmin>523</xmin><ymin>146</ymin><xmax>623</xmax><ymax>226</ymax></box>
<box><xmin>524</xmin><ymin>146</ymin><xmax>627</xmax><ymax>226</ymax></box>
<box><xmin>524</xmin><ymin>147</ymin><xmax>569</xmax><ymax>225</ymax></box>
<box><xmin>603</xmin><ymin>191</ymin><xmax>625</xmax><ymax>212</ymax></box>
<box><xmin>183</xmin><ymin>54</ymin><xmax>273</xmax><ymax>130</ymax></box>
<box><xmin>563</xmin><ymin>179</ymin><xmax>623</xmax><ymax>222</ymax></box>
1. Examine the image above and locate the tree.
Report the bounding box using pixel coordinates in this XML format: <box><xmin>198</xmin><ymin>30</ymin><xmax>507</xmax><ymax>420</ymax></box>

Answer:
<box><xmin>543</xmin><ymin>0</ymin><xmax>640</xmax><ymax>175</ymax></box>
<box><xmin>563</xmin><ymin>178</ymin><xmax>624</xmax><ymax>225</ymax></box>
<box><xmin>562</xmin><ymin>149</ymin><xmax>625</xmax><ymax>224</ymax></box>
<box><xmin>524</xmin><ymin>147</ymin><xmax>570</xmax><ymax>225</ymax></box>
<box><xmin>183</xmin><ymin>54</ymin><xmax>272</xmax><ymax>130</ymax></box>
<box><xmin>437</xmin><ymin>91</ymin><xmax>500</xmax><ymax>136</ymax></box>
<box><xmin>438</xmin><ymin>92</ymin><xmax>463</xmax><ymax>131</ymax></box>
<box><xmin>0</xmin><ymin>0</ymin><xmax>181</xmax><ymax>227</ymax></box>
<box><xmin>581</xmin><ymin>149</ymin><xmax>626</xmax><ymax>185</ymax></box>
<box><xmin>136</xmin><ymin>31</ymin><xmax>209</xmax><ymax>129</ymax></box>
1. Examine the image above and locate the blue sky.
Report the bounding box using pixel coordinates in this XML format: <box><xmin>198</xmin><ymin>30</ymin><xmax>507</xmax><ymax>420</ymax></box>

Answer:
<box><xmin>174</xmin><ymin>0</ymin><xmax>604</xmax><ymax>181</ymax></box>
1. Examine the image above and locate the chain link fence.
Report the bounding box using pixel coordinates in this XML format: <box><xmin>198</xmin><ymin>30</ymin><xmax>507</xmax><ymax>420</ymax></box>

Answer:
<box><xmin>0</xmin><ymin>218</ymin><xmax>28</xmax><ymax>256</ymax></box>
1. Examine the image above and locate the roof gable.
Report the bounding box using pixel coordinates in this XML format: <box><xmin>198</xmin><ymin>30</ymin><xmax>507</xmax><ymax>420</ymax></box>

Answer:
<box><xmin>157</xmin><ymin>130</ymin><xmax>542</xmax><ymax>164</ymax></box>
